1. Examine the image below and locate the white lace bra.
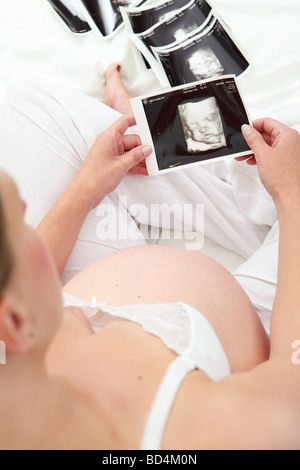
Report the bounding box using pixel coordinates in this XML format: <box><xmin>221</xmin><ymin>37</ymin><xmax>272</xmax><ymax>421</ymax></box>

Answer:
<box><xmin>63</xmin><ymin>292</ymin><xmax>231</xmax><ymax>450</ymax></box>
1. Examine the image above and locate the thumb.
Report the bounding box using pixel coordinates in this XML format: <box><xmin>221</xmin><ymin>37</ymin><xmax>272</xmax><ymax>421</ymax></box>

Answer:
<box><xmin>121</xmin><ymin>145</ymin><xmax>152</xmax><ymax>171</ymax></box>
<box><xmin>242</xmin><ymin>124</ymin><xmax>269</xmax><ymax>156</ymax></box>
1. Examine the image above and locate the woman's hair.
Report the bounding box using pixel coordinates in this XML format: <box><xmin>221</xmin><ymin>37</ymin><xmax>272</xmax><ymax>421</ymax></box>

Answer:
<box><xmin>0</xmin><ymin>194</ymin><xmax>13</xmax><ymax>296</ymax></box>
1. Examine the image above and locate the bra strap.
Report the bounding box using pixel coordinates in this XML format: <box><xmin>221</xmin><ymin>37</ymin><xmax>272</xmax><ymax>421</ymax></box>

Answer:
<box><xmin>140</xmin><ymin>355</ymin><xmax>196</xmax><ymax>451</ymax></box>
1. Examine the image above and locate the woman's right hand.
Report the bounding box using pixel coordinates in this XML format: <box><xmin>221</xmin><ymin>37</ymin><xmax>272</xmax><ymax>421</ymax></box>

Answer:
<box><xmin>236</xmin><ymin>118</ymin><xmax>300</xmax><ymax>208</ymax></box>
<box><xmin>72</xmin><ymin>115</ymin><xmax>152</xmax><ymax>210</ymax></box>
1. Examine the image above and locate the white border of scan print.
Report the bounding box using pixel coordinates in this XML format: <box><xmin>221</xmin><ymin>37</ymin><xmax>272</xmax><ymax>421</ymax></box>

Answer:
<box><xmin>131</xmin><ymin>74</ymin><xmax>253</xmax><ymax>176</ymax></box>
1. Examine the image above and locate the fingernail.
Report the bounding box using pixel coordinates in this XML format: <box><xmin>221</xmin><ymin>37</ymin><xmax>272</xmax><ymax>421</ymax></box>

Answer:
<box><xmin>117</xmin><ymin>64</ymin><xmax>121</xmax><ymax>72</ymax></box>
<box><xmin>242</xmin><ymin>124</ymin><xmax>254</xmax><ymax>138</ymax></box>
<box><xmin>142</xmin><ymin>146</ymin><xmax>152</xmax><ymax>157</ymax></box>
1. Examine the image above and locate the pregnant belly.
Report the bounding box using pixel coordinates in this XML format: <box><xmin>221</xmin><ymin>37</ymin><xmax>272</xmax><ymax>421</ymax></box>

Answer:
<box><xmin>63</xmin><ymin>245</ymin><xmax>269</xmax><ymax>372</ymax></box>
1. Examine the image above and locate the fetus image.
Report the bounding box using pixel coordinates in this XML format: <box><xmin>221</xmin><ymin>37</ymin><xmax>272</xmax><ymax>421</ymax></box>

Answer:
<box><xmin>174</xmin><ymin>24</ymin><xmax>199</xmax><ymax>42</ymax></box>
<box><xmin>188</xmin><ymin>47</ymin><xmax>225</xmax><ymax>80</ymax></box>
<box><xmin>178</xmin><ymin>97</ymin><xmax>227</xmax><ymax>153</ymax></box>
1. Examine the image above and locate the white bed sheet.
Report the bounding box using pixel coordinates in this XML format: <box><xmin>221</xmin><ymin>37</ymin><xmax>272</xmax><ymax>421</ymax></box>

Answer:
<box><xmin>0</xmin><ymin>0</ymin><xmax>300</xmax><ymax>270</ymax></box>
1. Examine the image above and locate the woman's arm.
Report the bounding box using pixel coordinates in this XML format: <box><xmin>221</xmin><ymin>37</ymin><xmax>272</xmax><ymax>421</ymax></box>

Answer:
<box><xmin>271</xmin><ymin>204</ymin><xmax>300</xmax><ymax>356</ymax></box>
<box><xmin>37</xmin><ymin>115</ymin><xmax>151</xmax><ymax>275</ymax></box>
<box><xmin>241</xmin><ymin>119</ymin><xmax>300</xmax><ymax>356</ymax></box>
<box><xmin>182</xmin><ymin>122</ymin><xmax>300</xmax><ymax>450</ymax></box>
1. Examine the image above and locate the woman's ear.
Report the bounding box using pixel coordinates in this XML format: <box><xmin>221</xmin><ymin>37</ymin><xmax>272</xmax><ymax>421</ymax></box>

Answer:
<box><xmin>0</xmin><ymin>295</ymin><xmax>37</xmax><ymax>355</ymax></box>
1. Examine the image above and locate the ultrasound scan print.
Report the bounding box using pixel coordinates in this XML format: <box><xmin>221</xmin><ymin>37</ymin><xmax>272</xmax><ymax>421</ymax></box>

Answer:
<box><xmin>137</xmin><ymin>2</ymin><xmax>212</xmax><ymax>59</ymax></box>
<box><xmin>132</xmin><ymin>76</ymin><xmax>252</xmax><ymax>174</ymax></box>
<box><xmin>47</xmin><ymin>0</ymin><xmax>91</xmax><ymax>33</ymax></box>
<box><xmin>156</xmin><ymin>17</ymin><xmax>249</xmax><ymax>87</ymax></box>
<box><xmin>82</xmin><ymin>0</ymin><xmax>144</xmax><ymax>36</ymax></box>
<box><xmin>178</xmin><ymin>98</ymin><xmax>226</xmax><ymax>153</ymax></box>
<box><xmin>188</xmin><ymin>47</ymin><xmax>225</xmax><ymax>80</ymax></box>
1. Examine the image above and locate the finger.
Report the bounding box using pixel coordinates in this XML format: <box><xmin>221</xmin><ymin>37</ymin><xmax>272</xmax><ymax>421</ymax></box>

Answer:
<box><xmin>129</xmin><ymin>165</ymin><xmax>149</xmax><ymax>176</ymax></box>
<box><xmin>121</xmin><ymin>145</ymin><xmax>152</xmax><ymax>171</ymax></box>
<box><xmin>246</xmin><ymin>156</ymin><xmax>257</xmax><ymax>166</ymax></box>
<box><xmin>242</xmin><ymin>124</ymin><xmax>269</xmax><ymax>157</ymax></box>
<box><xmin>252</xmin><ymin>118</ymin><xmax>288</xmax><ymax>137</ymax></box>
<box><xmin>235</xmin><ymin>155</ymin><xmax>254</xmax><ymax>162</ymax></box>
<box><xmin>245</xmin><ymin>124</ymin><xmax>274</xmax><ymax>147</ymax></box>
<box><xmin>109</xmin><ymin>115</ymin><xmax>137</xmax><ymax>137</ymax></box>
<box><xmin>134</xmin><ymin>159</ymin><xmax>147</xmax><ymax>168</ymax></box>
<box><xmin>123</xmin><ymin>134</ymin><xmax>142</xmax><ymax>151</ymax></box>
<box><xmin>260</xmin><ymin>132</ymin><xmax>272</xmax><ymax>147</ymax></box>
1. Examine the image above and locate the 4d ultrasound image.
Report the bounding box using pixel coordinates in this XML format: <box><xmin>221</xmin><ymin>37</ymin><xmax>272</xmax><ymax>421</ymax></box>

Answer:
<box><xmin>135</xmin><ymin>76</ymin><xmax>252</xmax><ymax>173</ymax></box>
<box><xmin>178</xmin><ymin>97</ymin><xmax>226</xmax><ymax>153</ymax></box>
<box><xmin>187</xmin><ymin>48</ymin><xmax>225</xmax><ymax>81</ymax></box>
<box><xmin>156</xmin><ymin>17</ymin><xmax>249</xmax><ymax>86</ymax></box>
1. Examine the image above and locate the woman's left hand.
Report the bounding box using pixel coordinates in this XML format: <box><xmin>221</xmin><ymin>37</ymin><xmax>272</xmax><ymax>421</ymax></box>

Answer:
<box><xmin>73</xmin><ymin>115</ymin><xmax>152</xmax><ymax>210</ymax></box>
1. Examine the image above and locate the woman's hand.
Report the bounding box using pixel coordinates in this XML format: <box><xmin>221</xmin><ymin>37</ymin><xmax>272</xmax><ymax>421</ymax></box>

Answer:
<box><xmin>73</xmin><ymin>115</ymin><xmax>152</xmax><ymax>210</ymax></box>
<box><xmin>236</xmin><ymin>118</ymin><xmax>300</xmax><ymax>208</ymax></box>
<box><xmin>37</xmin><ymin>115</ymin><xmax>151</xmax><ymax>274</ymax></box>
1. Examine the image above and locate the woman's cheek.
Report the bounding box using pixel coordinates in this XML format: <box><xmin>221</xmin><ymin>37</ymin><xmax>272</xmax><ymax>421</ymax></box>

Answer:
<box><xmin>21</xmin><ymin>227</ymin><xmax>63</xmax><ymax>338</ymax></box>
<box><xmin>25</xmin><ymin>228</ymin><xmax>56</xmax><ymax>284</ymax></box>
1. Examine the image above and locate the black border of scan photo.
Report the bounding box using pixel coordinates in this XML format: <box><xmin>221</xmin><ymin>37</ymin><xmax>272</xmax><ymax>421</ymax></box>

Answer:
<box><xmin>46</xmin><ymin>0</ymin><xmax>91</xmax><ymax>34</ymax></box>
<box><xmin>154</xmin><ymin>15</ymin><xmax>250</xmax><ymax>87</ymax></box>
<box><xmin>121</xmin><ymin>0</ymin><xmax>202</xmax><ymax>34</ymax></box>
<box><xmin>131</xmin><ymin>75</ymin><xmax>253</xmax><ymax>176</ymax></box>
<box><xmin>80</xmin><ymin>0</ymin><xmax>147</xmax><ymax>38</ymax></box>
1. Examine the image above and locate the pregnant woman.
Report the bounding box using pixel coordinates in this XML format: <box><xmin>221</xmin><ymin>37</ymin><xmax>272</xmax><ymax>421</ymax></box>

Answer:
<box><xmin>0</xmin><ymin>64</ymin><xmax>300</xmax><ymax>448</ymax></box>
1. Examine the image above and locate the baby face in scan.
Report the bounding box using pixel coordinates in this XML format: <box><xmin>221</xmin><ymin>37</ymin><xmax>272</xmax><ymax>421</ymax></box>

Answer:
<box><xmin>188</xmin><ymin>47</ymin><xmax>224</xmax><ymax>80</ymax></box>
<box><xmin>178</xmin><ymin>98</ymin><xmax>227</xmax><ymax>152</ymax></box>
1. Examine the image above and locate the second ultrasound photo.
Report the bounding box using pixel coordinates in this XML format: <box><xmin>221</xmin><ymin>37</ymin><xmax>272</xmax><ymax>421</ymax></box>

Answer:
<box><xmin>155</xmin><ymin>16</ymin><xmax>250</xmax><ymax>86</ymax></box>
